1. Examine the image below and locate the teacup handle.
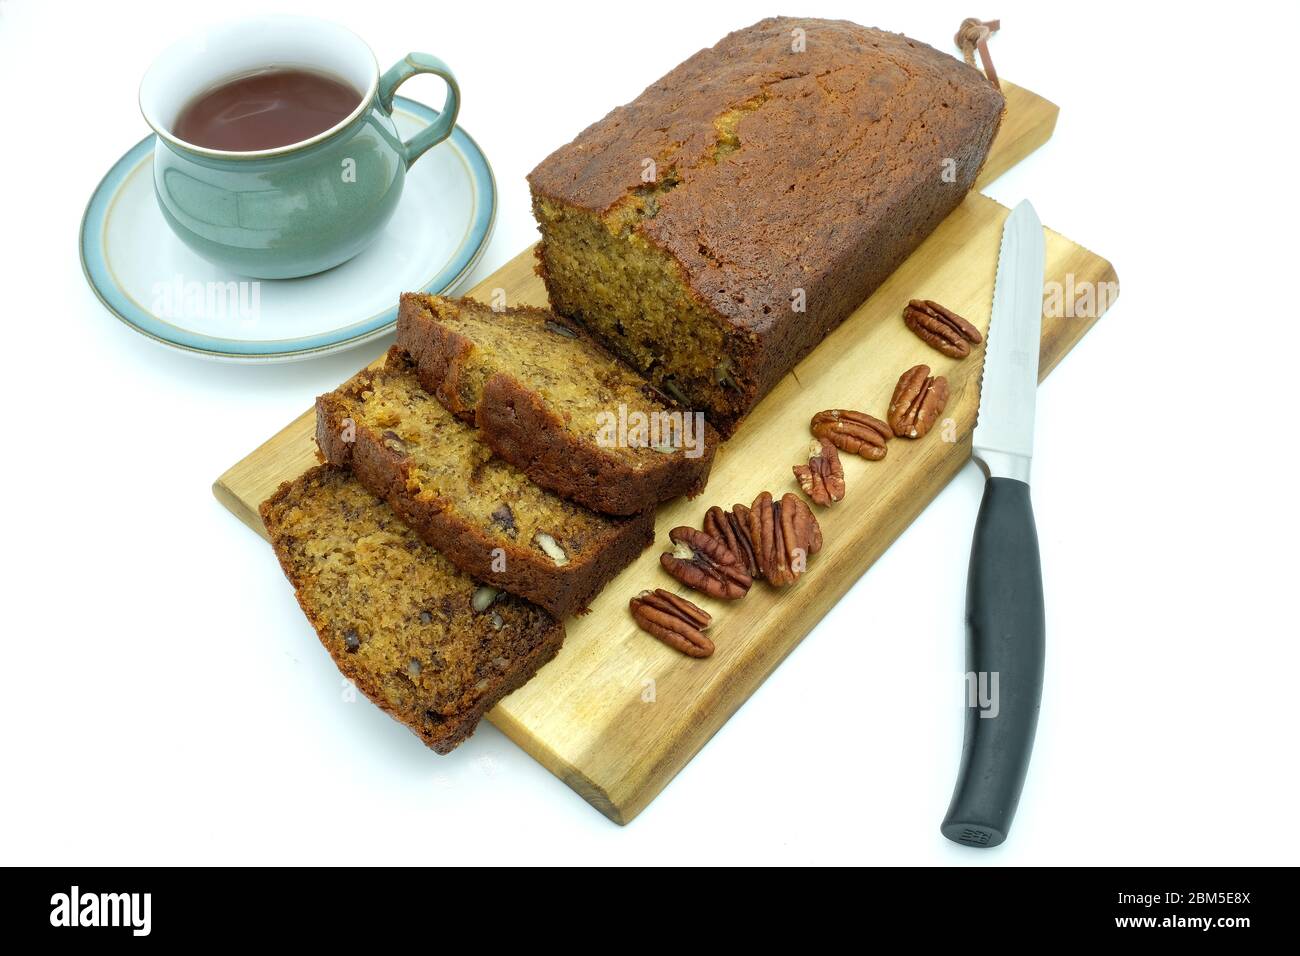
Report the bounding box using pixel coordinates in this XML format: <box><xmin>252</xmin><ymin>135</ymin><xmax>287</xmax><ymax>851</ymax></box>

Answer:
<box><xmin>377</xmin><ymin>54</ymin><xmax>461</xmax><ymax>167</ymax></box>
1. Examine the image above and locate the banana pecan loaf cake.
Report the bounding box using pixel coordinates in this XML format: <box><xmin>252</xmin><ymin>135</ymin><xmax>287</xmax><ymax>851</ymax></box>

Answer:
<box><xmin>260</xmin><ymin>465</ymin><xmax>565</xmax><ymax>754</ymax></box>
<box><xmin>529</xmin><ymin>17</ymin><xmax>1005</xmax><ymax>434</ymax></box>
<box><xmin>396</xmin><ymin>293</ymin><xmax>718</xmax><ymax>515</ymax></box>
<box><xmin>316</xmin><ymin>348</ymin><xmax>654</xmax><ymax>617</ymax></box>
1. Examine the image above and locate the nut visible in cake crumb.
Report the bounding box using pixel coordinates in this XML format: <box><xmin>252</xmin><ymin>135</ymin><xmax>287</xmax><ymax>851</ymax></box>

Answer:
<box><xmin>472</xmin><ymin>586</ymin><xmax>500</xmax><ymax>613</ymax></box>
<box><xmin>533</xmin><ymin>532</ymin><xmax>569</xmax><ymax>566</ymax></box>
<box><xmin>490</xmin><ymin>504</ymin><xmax>517</xmax><ymax>537</ymax></box>
<box><xmin>544</xmin><ymin>319</ymin><xmax>578</xmax><ymax>338</ymax></box>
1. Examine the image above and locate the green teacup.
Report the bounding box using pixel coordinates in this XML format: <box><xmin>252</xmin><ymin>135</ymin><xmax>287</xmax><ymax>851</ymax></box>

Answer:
<box><xmin>138</xmin><ymin>15</ymin><xmax>459</xmax><ymax>279</ymax></box>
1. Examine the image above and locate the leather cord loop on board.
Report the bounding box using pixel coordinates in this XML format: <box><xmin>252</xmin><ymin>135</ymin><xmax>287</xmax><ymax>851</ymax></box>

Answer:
<box><xmin>955</xmin><ymin>18</ymin><xmax>1001</xmax><ymax>91</ymax></box>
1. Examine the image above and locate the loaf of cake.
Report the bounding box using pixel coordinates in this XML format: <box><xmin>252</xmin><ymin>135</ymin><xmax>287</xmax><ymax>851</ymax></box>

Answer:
<box><xmin>260</xmin><ymin>466</ymin><xmax>565</xmax><ymax>754</ymax></box>
<box><xmin>316</xmin><ymin>348</ymin><xmax>654</xmax><ymax>617</ymax></box>
<box><xmin>528</xmin><ymin>17</ymin><xmax>1005</xmax><ymax>434</ymax></box>
<box><xmin>396</xmin><ymin>294</ymin><xmax>719</xmax><ymax>515</ymax></box>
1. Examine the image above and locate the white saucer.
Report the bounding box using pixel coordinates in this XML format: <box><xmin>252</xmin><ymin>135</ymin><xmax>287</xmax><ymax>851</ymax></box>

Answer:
<box><xmin>80</xmin><ymin>97</ymin><xmax>496</xmax><ymax>363</ymax></box>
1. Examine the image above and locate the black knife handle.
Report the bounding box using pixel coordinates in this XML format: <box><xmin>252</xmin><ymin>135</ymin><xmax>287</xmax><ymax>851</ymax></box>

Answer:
<box><xmin>941</xmin><ymin>476</ymin><xmax>1045</xmax><ymax>849</ymax></box>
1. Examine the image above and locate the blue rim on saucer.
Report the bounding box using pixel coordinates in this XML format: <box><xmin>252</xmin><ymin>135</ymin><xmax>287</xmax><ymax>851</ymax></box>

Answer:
<box><xmin>79</xmin><ymin>96</ymin><xmax>496</xmax><ymax>362</ymax></box>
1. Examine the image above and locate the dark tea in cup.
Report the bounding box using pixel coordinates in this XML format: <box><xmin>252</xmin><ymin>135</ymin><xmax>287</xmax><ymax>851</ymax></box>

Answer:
<box><xmin>172</xmin><ymin>68</ymin><xmax>362</xmax><ymax>151</ymax></box>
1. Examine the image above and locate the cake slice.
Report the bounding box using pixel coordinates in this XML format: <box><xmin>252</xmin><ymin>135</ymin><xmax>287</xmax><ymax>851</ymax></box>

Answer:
<box><xmin>396</xmin><ymin>294</ymin><xmax>718</xmax><ymax>515</ymax></box>
<box><xmin>316</xmin><ymin>348</ymin><xmax>655</xmax><ymax>617</ymax></box>
<box><xmin>260</xmin><ymin>465</ymin><xmax>565</xmax><ymax>754</ymax></box>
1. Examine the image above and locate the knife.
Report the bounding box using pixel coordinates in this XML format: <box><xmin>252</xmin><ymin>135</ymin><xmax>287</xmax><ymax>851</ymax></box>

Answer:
<box><xmin>941</xmin><ymin>200</ymin><xmax>1046</xmax><ymax>849</ymax></box>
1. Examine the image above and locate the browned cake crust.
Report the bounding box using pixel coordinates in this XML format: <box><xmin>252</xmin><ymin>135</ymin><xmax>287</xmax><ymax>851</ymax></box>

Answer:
<box><xmin>528</xmin><ymin>17</ymin><xmax>1005</xmax><ymax>435</ymax></box>
<box><xmin>259</xmin><ymin>466</ymin><xmax>565</xmax><ymax>754</ymax></box>
<box><xmin>316</xmin><ymin>349</ymin><xmax>655</xmax><ymax>617</ymax></box>
<box><xmin>397</xmin><ymin>293</ymin><xmax>719</xmax><ymax>515</ymax></box>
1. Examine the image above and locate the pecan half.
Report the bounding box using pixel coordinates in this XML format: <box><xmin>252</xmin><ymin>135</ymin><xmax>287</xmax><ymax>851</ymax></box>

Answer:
<box><xmin>888</xmin><ymin>365</ymin><xmax>950</xmax><ymax>439</ymax></box>
<box><xmin>793</xmin><ymin>438</ymin><xmax>845</xmax><ymax>506</ymax></box>
<box><xmin>748</xmin><ymin>492</ymin><xmax>822</xmax><ymax>586</ymax></box>
<box><xmin>661</xmin><ymin>526</ymin><xmax>752</xmax><ymax>599</ymax></box>
<box><xmin>903</xmin><ymin>299</ymin><xmax>983</xmax><ymax>358</ymax></box>
<box><xmin>703</xmin><ymin>504</ymin><xmax>759</xmax><ymax>578</ymax></box>
<box><xmin>629</xmin><ymin>589</ymin><xmax>714</xmax><ymax>658</ymax></box>
<box><xmin>749</xmin><ymin>492</ymin><xmax>786</xmax><ymax>585</ymax></box>
<box><xmin>783</xmin><ymin>492</ymin><xmax>823</xmax><ymax>559</ymax></box>
<box><xmin>811</xmin><ymin>409</ymin><xmax>892</xmax><ymax>460</ymax></box>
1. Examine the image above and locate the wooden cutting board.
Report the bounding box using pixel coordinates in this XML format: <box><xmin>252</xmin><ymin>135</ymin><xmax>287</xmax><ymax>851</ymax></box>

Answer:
<box><xmin>215</xmin><ymin>82</ymin><xmax>1118</xmax><ymax>824</ymax></box>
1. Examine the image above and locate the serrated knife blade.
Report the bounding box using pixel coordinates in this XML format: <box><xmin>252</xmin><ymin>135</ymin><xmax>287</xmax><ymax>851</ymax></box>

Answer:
<box><xmin>971</xmin><ymin>200</ymin><xmax>1046</xmax><ymax>483</ymax></box>
<box><xmin>941</xmin><ymin>199</ymin><xmax>1047</xmax><ymax>849</ymax></box>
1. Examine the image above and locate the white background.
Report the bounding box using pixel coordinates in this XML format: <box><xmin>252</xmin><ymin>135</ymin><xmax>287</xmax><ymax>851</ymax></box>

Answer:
<box><xmin>1</xmin><ymin>0</ymin><xmax>1295</xmax><ymax>866</ymax></box>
